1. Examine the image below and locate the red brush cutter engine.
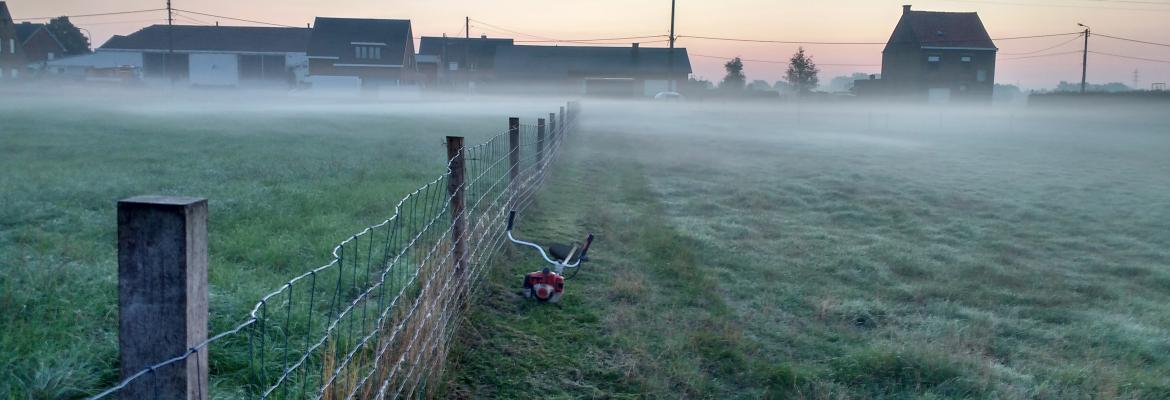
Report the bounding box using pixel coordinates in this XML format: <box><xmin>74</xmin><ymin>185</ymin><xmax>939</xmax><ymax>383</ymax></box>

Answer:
<box><xmin>522</xmin><ymin>268</ymin><xmax>565</xmax><ymax>303</ymax></box>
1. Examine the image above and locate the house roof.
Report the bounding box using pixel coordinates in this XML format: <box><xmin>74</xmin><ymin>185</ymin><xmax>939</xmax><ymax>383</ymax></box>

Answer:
<box><xmin>493</xmin><ymin>45</ymin><xmax>692</xmax><ymax>80</ymax></box>
<box><xmin>100</xmin><ymin>25</ymin><xmax>311</xmax><ymax>53</ymax></box>
<box><xmin>886</xmin><ymin>7</ymin><xmax>996</xmax><ymax>50</ymax></box>
<box><xmin>0</xmin><ymin>2</ymin><xmax>11</xmax><ymax>23</ymax></box>
<box><xmin>418</xmin><ymin>36</ymin><xmax>514</xmax><ymax>56</ymax></box>
<box><xmin>308</xmin><ymin>17</ymin><xmax>412</xmax><ymax>64</ymax></box>
<box><xmin>419</xmin><ymin>36</ymin><xmax>513</xmax><ymax>69</ymax></box>
<box><xmin>15</xmin><ymin>22</ymin><xmax>41</xmax><ymax>42</ymax></box>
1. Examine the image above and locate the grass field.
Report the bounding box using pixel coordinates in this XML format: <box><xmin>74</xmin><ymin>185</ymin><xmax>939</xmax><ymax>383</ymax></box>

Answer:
<box><xmin>445</xmin><ymin>102</ymin><xmax>1170</xmax><ymax>399</ymax></box>
<box><xmin>0</xmin><ymin>91</ymin><xmax>557</xmax><ymax>398</ymax></box>
<box><xmin>4</xmin><ymin>92</ymin><xmax>1170</xmax><ymax>399</ymax></box>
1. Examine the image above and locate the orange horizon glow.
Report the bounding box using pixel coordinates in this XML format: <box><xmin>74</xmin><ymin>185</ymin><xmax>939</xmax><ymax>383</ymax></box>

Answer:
<box><xmin>7</xmin><ymin>0</ymin><xmax>1170</xmax><ymax>90</ymax></box>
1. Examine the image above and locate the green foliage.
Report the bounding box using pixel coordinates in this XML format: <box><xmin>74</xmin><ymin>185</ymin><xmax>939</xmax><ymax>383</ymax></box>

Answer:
<box><xmin>786</xmin><ymin>47</ymin><xmax>820</xmax><ymax>94</ymax></box>
<box><xmin>47</xmin><ymin>17</ymin><xmax>91</xmax><ymax>55</ymax></box>
<box><xmin>720</xmin><ymin>57</ymin><xmax>746</xmax><ymax>91</ymax></box>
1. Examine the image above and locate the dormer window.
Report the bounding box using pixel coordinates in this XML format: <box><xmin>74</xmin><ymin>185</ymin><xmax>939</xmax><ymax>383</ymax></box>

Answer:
<box><xmin>352</xmin><ymin>43</ymin><xmax>384</xmax><ymax>60</ymax></box>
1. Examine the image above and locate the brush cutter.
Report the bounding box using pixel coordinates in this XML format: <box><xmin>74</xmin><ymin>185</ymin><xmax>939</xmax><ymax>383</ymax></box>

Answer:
<box><xmin>506</xmin><ymin>210</ymin><xmax>594</xmax><ymax>303</ymax></box>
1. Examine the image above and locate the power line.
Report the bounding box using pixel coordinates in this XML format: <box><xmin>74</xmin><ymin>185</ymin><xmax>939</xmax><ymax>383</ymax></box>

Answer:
<box><xmin>676</xmin><ymin>32</ymin><xmax>1083</xmax><ymax>45</ymax></box>
<box><xmin>935</xmin><ymin>0</ymin><xmax>1170</xmax><ymax>12</ymax></box>
<box><xmin>468</xmin><ymin>19</ymin><xmax>558</xmax><ymax>41</ymax></box>
<box><xmin>1089</xmin><ymin>50</ymin><xmax>1170</xmax><ymax>63</ymax></box>
<box><xmin>12</xmin><ymin>8</ymin><xmax>166</xmax><ymax>21</ymax></box>
<box><xmin>172</xmin><ymin>9</ymin><xmax>299</xmax><ymax>28</ymax></box>
<box><xmin>1000</xmin><ymin>50</ymin><xmax>1083</xmax><ymax>61</ymax></box>
<box><xmin>1095</xmin><ymin>33</ymin><xmax>1170</xmax><ymax>48</ymax></box>
<box><xmin>691</xmin><ymin>53</ymin><xmax>880</xmax><ymax>67</ymax></box>
<box><xmin>513</xmin><ymin>35</ymin><xmax>668</xmax><ymax>43</ymax></box>
<box><xmin>1000</xmin><ymin>34</ymin><xmax>1084</xmax><ymax>55</ymax></box>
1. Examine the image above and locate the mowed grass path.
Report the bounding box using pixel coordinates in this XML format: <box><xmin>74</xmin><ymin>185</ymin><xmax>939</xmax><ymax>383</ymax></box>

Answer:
<box><xmin>0</xmin><ymin>92</ymin><xmax>554</xmax><ymax>398</ymax></box>
<box><xmin>446</xmin><ymin>103</ymin><xmax>1170</xmax><ymax>399</ymax></box>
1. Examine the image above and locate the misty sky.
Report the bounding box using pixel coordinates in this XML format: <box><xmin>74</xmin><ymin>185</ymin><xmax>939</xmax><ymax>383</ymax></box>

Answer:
<box><xmin>8</xmin><ymin>0</ymin><xmax>1170</xmax><ymax>90</ymax></box>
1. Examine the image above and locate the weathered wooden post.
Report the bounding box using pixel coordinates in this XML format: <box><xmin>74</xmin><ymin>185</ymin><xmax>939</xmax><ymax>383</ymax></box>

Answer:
<box><xmin>558</xmin><ymin>106</ymin><xmax>565</xmax><ymax>132</ymax></box>
<box><xmin>548</xmin><ymin>112</ymin><xmax>557</xmax><ymax>142</ymax></box>
<box><xmin>117</xmin><ymin>196</ymin><xmax>209</xmax><ymax>400</ymax></box>
<box><xmin>508</xmin><ymin>117</ymin><xmax>520</xmax><ymax>186</ymax></box>
<box><xmin>536</xmin><ymin>118</ymin><xmax>546</xmax><ymax>166</ymax></box>
<box><xmin>446</xmin><ymin>136</ymin><xmax>467</xmax><ymax>278</ymax></box>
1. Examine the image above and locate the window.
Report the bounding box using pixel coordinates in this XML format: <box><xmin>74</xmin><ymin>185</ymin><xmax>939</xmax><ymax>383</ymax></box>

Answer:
<box><xmin>354</xmin><ymin>46</ymin><xmax>383</xmax><ymax>60</ymax></box>
<box><xmin>9</xmin><ymin>39</ymin><xmax>14</xmax><ymax>54</ymax></box>
<box><xmin>449</xmin><ymin>62</ymin><xmax>459</xmax><ymax>71</ymax></box>
<box><xmin>977</xmin><ymin>70</ymin><xmax>988</xmax><ymax>82</ymax></box>
<box><xmin>960</xmin><ymin>56</ymin><xmax>972</xmax><ymax>63</ymax></box>
<box><xmin>48</xmin><ymin>52</ymin><xmax>55</xmax><ymax>61</ymax></box>
<box><xmin>927</xmin><ymin>55</ymin><xmax>941</xmax><ymax>62</ymax></box>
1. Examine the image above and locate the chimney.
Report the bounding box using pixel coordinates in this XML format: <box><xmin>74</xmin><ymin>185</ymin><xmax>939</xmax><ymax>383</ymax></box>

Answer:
<box><xmin>481</xmin><ymin>34</ymin><xmax>487</xmax><ymax>39</ymax></box>
<box><xmin>632</xmin><ymin>43</ymin><xmax>640</xmax><ymax>61</ymax></box>
<box><xmin>903</xmin><ymin>5</ymin><xmax>912</xmax><ymax>14</ymax></box>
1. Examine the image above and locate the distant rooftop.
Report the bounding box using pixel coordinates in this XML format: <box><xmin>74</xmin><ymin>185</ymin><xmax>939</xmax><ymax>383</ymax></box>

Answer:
<box><xmin>100</xmin><ymin>25</ymin><xmax>312</xmax><ymax>53</ymax></box>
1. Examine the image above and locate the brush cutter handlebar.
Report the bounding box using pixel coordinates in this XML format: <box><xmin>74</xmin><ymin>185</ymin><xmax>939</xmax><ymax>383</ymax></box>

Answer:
<box><xmin>506</xmin><ymin>210</ymin><xmax>593</xmax><ymax>276</ymax></box>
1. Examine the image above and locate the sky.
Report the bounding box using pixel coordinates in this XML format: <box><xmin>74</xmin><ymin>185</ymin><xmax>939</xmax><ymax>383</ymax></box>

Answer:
<box><xmin>7</xmin><ymin>0</ymin><xmax>1170</xmax><ymax>90</ymax></box>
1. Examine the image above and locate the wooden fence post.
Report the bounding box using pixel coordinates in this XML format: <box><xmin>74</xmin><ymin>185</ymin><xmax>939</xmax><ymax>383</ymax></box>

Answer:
<box><xmin>548</xmin><ymin>112</ymin><xmax>557</xmax><ymax>142</ymax></box>
<box><xmin>536</xmin><ymin>118</ymin><xmax>546</xmax><ymax>166</ymax></box>
<box><xmin>446</xmin><ymin>136</ymin><xmax>467</xmax><ymax>278</ymax></box>
<box><xmin>508</xmin><ymin>117</ymin><xmax>520</xmax><ymax>190</ymax></box>
<box><xmin>558</xmin><ymin>107</ymin><xmax>565</xmax><ymax>133</ymax></box>
<box><xmin>117</xmin><ymin>196</ymin><xmax>209</xmax><ymax>400</ymax></box>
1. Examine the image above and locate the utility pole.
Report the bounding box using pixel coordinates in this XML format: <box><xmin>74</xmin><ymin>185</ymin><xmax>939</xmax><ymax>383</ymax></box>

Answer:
<box><xmin>464</xmin><ymin>16</ymin><xmax>470</xmax><ymax>91</ymax></box>
<box><xmin>668</xmin><ymin>0</ymin><xmax>677</xmax><ymax>92</ymax></box>
<box><xmin>166</xmin><ymin>0</ymin><xmax>174</xmax><ymax>82</ymax></box>
<box><xmin>1078</xmin><ymin>23</ymin><xmax>1090</xmax><ymax>93</ymax></box>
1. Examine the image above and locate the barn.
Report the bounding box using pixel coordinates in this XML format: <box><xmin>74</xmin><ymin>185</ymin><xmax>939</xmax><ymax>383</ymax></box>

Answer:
<box><xmin>97</xmin><ymin>24</ymin><xmax>311</xmax><ymax>87</ymax></box>
<box><xmin>491</xmin><ymin>43</ymin><xmax>691</xmax><ymax>97</ymax></box>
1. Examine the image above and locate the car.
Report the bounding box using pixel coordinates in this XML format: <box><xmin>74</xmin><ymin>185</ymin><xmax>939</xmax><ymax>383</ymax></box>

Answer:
<box><xmin>653</xmin><ymin>91</ymin><xmax>684</xmax><ymax>101</ymax></box>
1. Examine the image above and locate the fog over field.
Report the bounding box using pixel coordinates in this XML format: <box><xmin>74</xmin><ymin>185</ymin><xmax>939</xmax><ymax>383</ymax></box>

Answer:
<box><xmin>2</xmin><ymin>90</ymin><xmax>1169</xmax><ymax>398</ymax></box>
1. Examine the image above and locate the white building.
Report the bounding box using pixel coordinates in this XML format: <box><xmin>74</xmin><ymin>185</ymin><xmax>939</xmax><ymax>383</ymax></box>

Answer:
<box><xmin>86</xmin><ymin>24</ymin><xmax>311</xmax><ymax>87</ymax></box>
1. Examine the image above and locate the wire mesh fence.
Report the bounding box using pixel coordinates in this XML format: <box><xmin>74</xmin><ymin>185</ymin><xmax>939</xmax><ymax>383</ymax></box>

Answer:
<box><xmin>91</xmin><ymin>102</ymin><xmax>581</xmax><ymax>400</ymax></box>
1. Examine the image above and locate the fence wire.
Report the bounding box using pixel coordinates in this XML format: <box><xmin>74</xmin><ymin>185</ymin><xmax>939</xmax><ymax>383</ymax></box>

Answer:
<box><xmin>91</xmin><ymin>103</ymin><xmax>581</xmax><ymax>400</ymax></box>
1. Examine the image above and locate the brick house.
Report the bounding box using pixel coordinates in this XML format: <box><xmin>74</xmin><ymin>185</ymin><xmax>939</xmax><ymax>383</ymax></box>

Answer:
<box><xmin>16</xmin><ymin>22</ymin><xmax>67</xmax><ymax>65</ymax></box>
<box><xmin>307</xmin><ymin>17</ymin><xmax>416</xmax><ymax>88</ymax></box>
<box><xmin>861</xmin><ymin>5</ymin><xmax>998</xmax><ymax>103</ymax></box>
<box><xmin>0</xmin><ymin>1</ymin><xmax>26</xmax><ymax>79</ymax></box>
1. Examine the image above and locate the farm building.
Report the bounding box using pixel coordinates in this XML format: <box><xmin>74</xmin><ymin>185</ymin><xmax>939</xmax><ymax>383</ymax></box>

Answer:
<box><xmin>307</xmin><ymin>17</ymin><xmax>416</xmax><ymax>89</ymax></box>
<box><xmin>96</xmin><ymin>25</ymin><xmax>311</xmax><ymax>86</ymax></box>
<box><xmin>0</xmin><ymin>1</ymin><xmax>26</xmax><ymax>79</ymax></box>
<box><xmin>417</xmin><ymin>35</ymin><xmax>514</xmax><ymax>88</ymax></box>
<box><xmin>857</xmin><ymin>5</ymin><xmax>997</xmax><ymax>103</ymax></box>
<box><xmin>490</xmin><ymin>43</ymin><xmax>691</xmax><ymax>97</ymax></box>
<box><xmin>15</xmin><ymin>22</ymin><xmax>66</xmax><ymax>66</ymax></box>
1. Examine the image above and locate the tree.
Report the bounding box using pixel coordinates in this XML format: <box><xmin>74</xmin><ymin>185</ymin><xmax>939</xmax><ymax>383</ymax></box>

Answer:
<box><xmin>47</xmin><ymin>17</ymin><xmax>91</xmax><ymax>55</ymax></box>
<box><xmin>772</xmin><ymin>80</ymin><xmax>793</xmax><ymax>94</ymax></box>
<box><xmin>720</xmin><ymin>57</ymin><xmax>746</xmax><ymax>91</ymax></box>
<box><xmin>748</xmin><ymin>80</ymin><xmax>772</xmax><ymax>91</ymax></box>
<box><xmin>785</xmin><ymin>47</ymin><xmax>820</xmax><ymax>94</ymax></box>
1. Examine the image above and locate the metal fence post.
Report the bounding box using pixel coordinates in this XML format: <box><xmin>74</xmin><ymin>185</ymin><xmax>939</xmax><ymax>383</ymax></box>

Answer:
<box><xmin>117</xmin><ymin>196</ymin><xmax>209</xmax><ymax>400</ymax></box>
<box><xmin>446</xmin><ymin>136</ymin><xmax>467</xmax><ymax>278</ymax></box>
<box><xmin>536</xmin><ymin>118</ymin><xmax>546</xmax><ymax>166</ymax></box>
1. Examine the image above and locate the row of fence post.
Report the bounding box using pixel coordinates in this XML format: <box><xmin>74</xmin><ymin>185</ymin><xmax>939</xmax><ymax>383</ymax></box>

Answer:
<box><xmin>110</xmin><ymin>101</ymin><xmax>579</xmax><ymax>399</ymax></box>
